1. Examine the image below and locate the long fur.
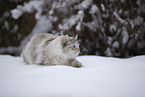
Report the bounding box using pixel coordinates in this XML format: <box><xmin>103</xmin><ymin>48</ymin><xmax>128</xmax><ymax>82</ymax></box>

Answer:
<box><xmin>21</xmin><ymin>33</ymin><xmax>82</xmax><ymax>68</ymax></box>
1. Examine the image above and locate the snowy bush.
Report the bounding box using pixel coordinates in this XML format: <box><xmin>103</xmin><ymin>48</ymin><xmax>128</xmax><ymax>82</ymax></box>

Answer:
<box><xmin>0</xmin><ymin>0</ymin><xmax>145</xmax><ymax>57</ymax></box>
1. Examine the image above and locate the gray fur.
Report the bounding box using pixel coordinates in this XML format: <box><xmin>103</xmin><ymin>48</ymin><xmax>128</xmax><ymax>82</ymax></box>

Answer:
<box><xmin>21</xmin><ymin>33</ymin><xmax>82</xmax><ymax>68</ymax></box>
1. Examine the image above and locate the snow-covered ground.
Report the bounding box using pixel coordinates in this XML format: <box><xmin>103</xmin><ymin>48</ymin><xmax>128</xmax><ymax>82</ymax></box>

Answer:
<box><xmin>0</xmin><ymin>55</ymin><xmax>145</xmax><ymax>97</ymax></box>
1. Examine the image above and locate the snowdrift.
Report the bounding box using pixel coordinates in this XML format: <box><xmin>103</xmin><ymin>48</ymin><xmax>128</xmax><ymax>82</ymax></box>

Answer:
<box><xmin>0</xmin><ymin>55</ymin><xmax>145</xmax><ymax>97</ymax></box>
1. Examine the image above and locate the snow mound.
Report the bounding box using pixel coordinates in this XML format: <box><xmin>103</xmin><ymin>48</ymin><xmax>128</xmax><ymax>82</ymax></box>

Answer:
<box><xmin>0</xmin><ymin>55</ymin><xmax>145</xmax><ymax>97</ymax></box>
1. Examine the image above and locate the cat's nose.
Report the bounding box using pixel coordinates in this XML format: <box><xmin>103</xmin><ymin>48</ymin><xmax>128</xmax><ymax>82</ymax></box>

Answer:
<box><xmin>77</xmin><ymin>48</ymin><xmax>80</xmax><ymax>51</ymax></box>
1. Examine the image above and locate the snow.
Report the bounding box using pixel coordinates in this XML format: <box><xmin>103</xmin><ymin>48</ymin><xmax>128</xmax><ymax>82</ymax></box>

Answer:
<box><xmin>32</xmin><ymin>16</ymin><xmax>53</xmax><ymax>34</ymax></box>
<box><xmin>101</xmin><ymin>4</ymin><xmax>105</xmax><ymax>11</ymax></box>
<box><xmin>105</xmin><ymin>48</ymin><xmax>113</xmax><ymax>56</ymax></box>
<box><xmin>4</xmin><ymin>21</ymin><xmax>9</xmax><ymax>30</ymax></box>
<box><xmin>107</xmin><ymin>36</ymin><xmax>113</xmax><ymax>45</ymax></box>
<box><xmin>59</xmin><ymin>10</ymin><xmax>84</xmax><ymax>31</ymax></box>
<box><xmin>76</xmin><ymin>0</ymin><xmax>92</xmax><ymax>10</ymax></box>
<box><xmin>122</xmin><ymin>27</ymin><xmax>129</xmax><ymax>44</ymax></box>
<box><xmin>112</xmin><ymin>41</ymin><xmax>119</xmax><ymax>48</ymax></box>
<box><xmin>11</xmin><ymin>9</ymin><xmax>22</xmax><ymax>19</ymax></box>
<box><xmin>134</xmin><ymin>16</ymin><xmax>144</xmax><ymax>26</ymax></box>
<box><xmin>113</xmin><ymin>12</ymin><xmax>127</xmax><ymax>24</ymax></box>
<box><xmin>89</xmin><ymin>4</ymin><xmax>99</xmax><ymax>14</ymax></box>
<box><xmin>11</xmin><ymin>24</ymin><xmax>18</xmax><ymax>33</ymax></box>
<box><xmin>76</xmin><ymin>22</ymin><xmax>81</xmax><ymax>31</ymax></box>
<box><xmin>109</xmin><ymin>24</ymin><xmax>116</xmax><ymax>33</ymax></box>
<box><xmin>11</xmin><ymin>0</ymin><xmax>44</xmax><ymax>19</ymax></box>
<box><xmin>0</xmin><ymin>55</ymin><xmax>145</xmax><ymax>97</ymax></box>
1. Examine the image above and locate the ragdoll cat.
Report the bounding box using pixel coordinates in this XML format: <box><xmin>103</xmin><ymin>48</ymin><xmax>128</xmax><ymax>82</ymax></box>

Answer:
<box><xmin>21</xmin><ymin>33</ymin><xmax>83</xmax><ymax>68</ymax></box>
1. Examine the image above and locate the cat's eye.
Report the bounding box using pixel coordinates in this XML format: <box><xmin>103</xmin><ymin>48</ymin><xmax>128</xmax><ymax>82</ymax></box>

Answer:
<box><xmin>73</xmin><ymin>45</ymin><xmax>76</xmax><ymax>48</ymax></box>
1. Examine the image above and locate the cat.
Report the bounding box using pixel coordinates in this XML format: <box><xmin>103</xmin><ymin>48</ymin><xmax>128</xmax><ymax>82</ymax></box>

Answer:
<box><xmin>21</xmin><ymin>33</ymin><xmax>83</xmax><ymax>68</ymax></box>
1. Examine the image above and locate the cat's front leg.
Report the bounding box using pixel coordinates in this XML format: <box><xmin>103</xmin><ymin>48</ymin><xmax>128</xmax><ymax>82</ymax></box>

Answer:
<box><xmin>68</xmin><ymin>59</ymin><xmax>83</xmax><ymax>68</ymax></box>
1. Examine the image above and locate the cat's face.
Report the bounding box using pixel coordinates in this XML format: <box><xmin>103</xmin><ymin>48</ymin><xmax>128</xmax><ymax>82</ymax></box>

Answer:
<box><xmin>62</xmin><ymin>36</ymin><xmax>80</xmax><ymax>57</ymax></box>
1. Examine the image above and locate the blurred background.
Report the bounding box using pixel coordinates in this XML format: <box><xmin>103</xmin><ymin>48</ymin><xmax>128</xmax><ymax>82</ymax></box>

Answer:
<box><xmin>0</xmin><ymin>0</ymin><xmax>145</xmax><ymax>58</ymax></box>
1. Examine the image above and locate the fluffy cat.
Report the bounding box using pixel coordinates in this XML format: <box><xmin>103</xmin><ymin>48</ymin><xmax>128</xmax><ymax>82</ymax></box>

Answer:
<box><xmin>21</xmin><ymin>33</ymin><xmax>83</xmax><ymax>68</ymax></box>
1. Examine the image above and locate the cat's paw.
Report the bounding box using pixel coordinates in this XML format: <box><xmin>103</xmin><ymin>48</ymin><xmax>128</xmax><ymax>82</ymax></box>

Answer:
<box><xmin>74</xmin><ymin>62</ymin><xmax>83</xmax><ymax>68</ymax></box>
<box><xmin>68</xmin><ymin>59</ymin><xmax>83</xmax><ymax>68</ymax></box>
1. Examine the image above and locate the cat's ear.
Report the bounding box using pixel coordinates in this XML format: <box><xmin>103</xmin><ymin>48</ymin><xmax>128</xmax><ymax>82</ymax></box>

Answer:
<box><xmin>75</xmin><ymin>34</ymin><xmax>78</xmax><ymax>40</ymax></box>
<box><xmin>61</xmin><ymin>36</ymin><xmax>67</xmax><ymax>47</ymax></box>
<box><xmin>65</xmin><ymin>35</ymin><xmax>69</xmax><ymax>37</ymax></box>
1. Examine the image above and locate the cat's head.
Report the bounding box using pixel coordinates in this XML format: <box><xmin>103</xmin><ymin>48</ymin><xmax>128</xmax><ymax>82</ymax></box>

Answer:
<box><xmin>61</xmin><ymin>35</ymin><xmax>80</xmax><ymax>57</ymax></box>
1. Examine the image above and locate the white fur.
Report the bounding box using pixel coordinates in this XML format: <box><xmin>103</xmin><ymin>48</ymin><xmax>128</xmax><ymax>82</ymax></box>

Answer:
<box><xmin>21</xmin><ymin>33</ymin><xmax>82</xmax><ymax>67</ymax></box>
